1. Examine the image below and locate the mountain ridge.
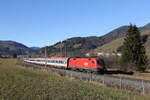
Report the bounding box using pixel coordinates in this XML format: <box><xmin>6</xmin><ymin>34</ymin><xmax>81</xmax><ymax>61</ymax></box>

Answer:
<box><xmin>38</xmin><ymin>23</ymin><xmax>150</xmax><ymax>57</ymax></box>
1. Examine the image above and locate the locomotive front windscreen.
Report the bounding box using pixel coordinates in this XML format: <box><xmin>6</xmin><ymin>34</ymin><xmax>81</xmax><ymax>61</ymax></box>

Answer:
<box><xmin>97</xmin><ymin>59</ymin><xmax>105</xmax><ymax>67</ymax></box>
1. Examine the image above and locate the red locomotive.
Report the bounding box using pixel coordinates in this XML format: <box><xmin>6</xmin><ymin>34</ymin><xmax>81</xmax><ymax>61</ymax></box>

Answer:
<box><xmin>68</xmin><ymin>57</ymin><xmax>105</xmax><ymax>72</ymax></box>
<box><xmin>24</xmin><ymin>57</ymin><xmax>106</xmax><ymax>72</ymax></box>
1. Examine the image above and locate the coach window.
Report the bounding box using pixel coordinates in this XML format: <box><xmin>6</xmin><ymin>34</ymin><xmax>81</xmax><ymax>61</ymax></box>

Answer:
<box><xmin>60</xmin><ymin>61</ymin><xmax>63</xmax><ymax>64</ymax></box>
<box><xmin>58</xmin><ymin>60</ymin><xmax>61</xmax><ymax>63</ymax></box>
<box><xmin>63</xmin><ymin>61</ymin><xmax>65</xmax><ymax>64</ymax></box>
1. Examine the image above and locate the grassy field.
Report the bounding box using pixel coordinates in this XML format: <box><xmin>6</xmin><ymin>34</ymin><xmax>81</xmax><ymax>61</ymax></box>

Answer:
<box><xmin>0</xmin><ymin>59</ymin><xmax>150</xmax><ymax>100</ymax></box>
<box><xmin>93</xmin><ymin>38</ymin><xmax>124</xmax><ymax>53</ymax></box>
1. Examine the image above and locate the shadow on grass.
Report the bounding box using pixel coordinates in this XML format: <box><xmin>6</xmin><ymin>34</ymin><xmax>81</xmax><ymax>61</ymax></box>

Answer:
<box><xmin>103</xmin><ymin>70</ymin><xmax>134</xmax><ymax>75</ymax></box>
<box><xmin>142</xmin><ymin>71</ymin><xmax>150</xmax><ymax>73</ymax></box>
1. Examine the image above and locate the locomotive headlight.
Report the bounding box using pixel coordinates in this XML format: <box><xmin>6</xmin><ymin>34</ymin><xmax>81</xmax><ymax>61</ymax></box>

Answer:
<box><xmin>84</xmin><ymin>62</ymin><xmax>88</xmax><ymax>66</ymax></box>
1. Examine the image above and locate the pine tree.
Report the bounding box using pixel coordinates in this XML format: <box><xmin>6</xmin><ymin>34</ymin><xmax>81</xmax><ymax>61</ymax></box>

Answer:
<box><xmin>120</xmin><ymin>24</ymin><xmax>147</xmax><ymax>71</ymax></box>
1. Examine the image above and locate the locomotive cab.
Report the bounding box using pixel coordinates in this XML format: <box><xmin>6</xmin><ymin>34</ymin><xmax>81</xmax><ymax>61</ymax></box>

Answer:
<box><xmin>96</xmin><ymin>58</ymin><xmax>106</xmax><ymax>72</ymax></box>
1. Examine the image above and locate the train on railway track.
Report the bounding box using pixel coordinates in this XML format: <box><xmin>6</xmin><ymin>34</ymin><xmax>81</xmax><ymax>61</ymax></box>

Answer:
<box><xmin>24</xmin><ymin>57</ymin><xmax>106</xmax><ymax>73</ymax></box>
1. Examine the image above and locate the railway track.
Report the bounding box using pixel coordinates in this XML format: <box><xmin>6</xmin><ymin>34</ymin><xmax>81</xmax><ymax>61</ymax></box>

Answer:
<box><xmin>22</xmin><ymin>62</ymin><xmax>150</xmax><ymax>94</ymax></box>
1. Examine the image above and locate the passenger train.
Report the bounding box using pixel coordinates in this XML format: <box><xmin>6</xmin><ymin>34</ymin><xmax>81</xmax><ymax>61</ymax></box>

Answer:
<box><xmin>24</xmin><ymin>57</ymin><xmax>106</xmax><ymax>72</ymax></box>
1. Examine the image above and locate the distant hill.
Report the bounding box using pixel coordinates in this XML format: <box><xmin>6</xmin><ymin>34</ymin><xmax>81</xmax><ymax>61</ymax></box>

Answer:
<box><xmin>0</xmin><ymin>41</ymin><xmax>33</xmax><ymax>57</ymax></box>
<box><xmin>30</xmin><ymin>47</ymin><xmax>40</xmax><ymax>51</ymax></box>
<box><xmin>139</xmin><ymin>23</ymin><xmax>150</xmax><ymax>31</ymax></box>
<box><xmin>39</xmin><ymin>23</ymin><xmax>150</xmax><ymax>57</ymax></box>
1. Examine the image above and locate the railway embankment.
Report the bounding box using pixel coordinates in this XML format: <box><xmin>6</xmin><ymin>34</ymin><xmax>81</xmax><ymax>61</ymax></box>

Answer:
<box><xmin>22</xmin><ymin>61</ymin><xmax>150</xmax><ymax>94</ymax></box>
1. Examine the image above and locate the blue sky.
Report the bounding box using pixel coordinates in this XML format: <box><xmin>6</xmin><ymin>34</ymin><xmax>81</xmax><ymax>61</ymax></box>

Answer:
<box><xmin>0</xmin><ymin>0</ymin><xmax>150</xmax><ymax>47</ymax></box>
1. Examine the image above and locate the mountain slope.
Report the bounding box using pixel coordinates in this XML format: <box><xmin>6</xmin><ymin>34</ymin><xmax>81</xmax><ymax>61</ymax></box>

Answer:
<box><xmin>0</xmin><ymin>41</ymin><xmax>33</xmax><ymax>57</ymax></box>
<box><xmin>39</xmin><ymin>36</ymin><xmax>103</xmax><ymax>57</ymax></box>
<box><xmin>91</xmin><ymin>30</ymin><xmax>150</xmax><ymax>56</ymax></box>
